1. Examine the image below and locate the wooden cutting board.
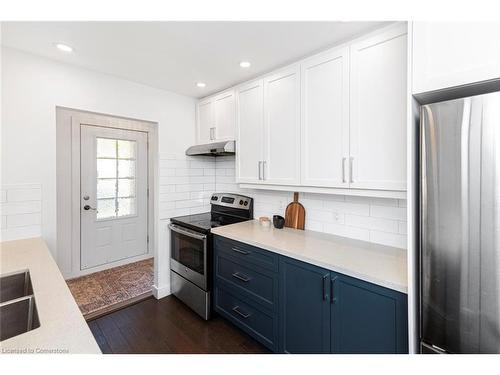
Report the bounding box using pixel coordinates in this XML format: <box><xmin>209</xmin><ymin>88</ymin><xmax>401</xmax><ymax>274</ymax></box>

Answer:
<box><xmin>284</xmin><ymin>192</ymin><xmax>305</xmax><ymax>230</ymax></box>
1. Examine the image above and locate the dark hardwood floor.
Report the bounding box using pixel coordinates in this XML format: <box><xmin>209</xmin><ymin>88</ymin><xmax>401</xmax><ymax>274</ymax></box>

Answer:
<box><xmin>88</xmin><ymin>295</ymin><xmax>269</xmax><ymax>354</ymax></box>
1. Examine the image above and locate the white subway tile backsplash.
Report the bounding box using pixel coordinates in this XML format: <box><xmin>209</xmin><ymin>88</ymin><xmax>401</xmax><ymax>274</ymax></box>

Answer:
<box><xmin>175</xmin><ymin>168</ymin><xmax>191</xmax><ymax>177</ymax></box>
<box><xmin>345</xmin><ymin>214</ymin><xmax>398</xmax><ymax>233</ymax></box>
<box><xmin>370</xmin><ymin>205</ymin><xmax>406</xmax><ymax>221</ymax></box>
<box><xmin>299</xmin><ymin>198</ymin><xmax>324</xmax><ymax>210</ymax></box>
<box><xmin>323</xmin><ymin>223</ymin><xmax>370</xmax><ymax>242</ymax></box>
<box><xmin>307</xmin><ymin>209</ymin><xmax>335</xmax><ymax>222</ymax></box>
<box><xmin>189</xmin><ymin>175</ymin><xmax>215</xmax><ymax>184</ymax></box>
<box><xmin>305</xmin><ymin>220</ymin><xmax>324</xmax><ymax>232</ymax></box>
<box><xmin>323</xmin><ymin>200</ymin><xmax>370</xmax><ymax>216</ymax></box>
<box><xmin>159</xmin><ymin>201</ymin><xmax>175</xmax><ymax>211</ymax></box>
<box><xmin>215</xmin><ymin>161</ymin><xmax>235</xmax><ymax>169</ymax></box>
<box><xmin>1</xmin><ymin>216</ymin><xmax>7</xmax><ymax>229</ymax></box>
<box><xmin>159</xmin><ymin>155</ymin><xmax>409</xmax><ymax>249</ymax></box>
<box><xmin>190</xmin><ymin>191</ymin><xmax>213</xmax><ymax>200</ymax></box>
<box><xmin>161</xmin><ymin>159</ymin><xmax>190</xmax><ymax>169</ymax></box>
<box><xmin>159</xmin><ymin>168</ymin><xmax>176</xmax><ymax>177</ymax></box>
<box><xmin>159</xmin><ymin>185</ymin><xmax>176</xmax><ymax>194</ymax></box>
<box><xmin>158</xmin><ymin>155</ymin><xmax>215</xmax><ymax>220</ymax></box>
<box><xmin>1</xmin><ymin>190</ymin><xmax>7</xmax><ymax>203</ymax></box>
<box><xmin>370</xmin><ymin>197</ymin><xmax>399</xmax><ymax>207</ymax></box>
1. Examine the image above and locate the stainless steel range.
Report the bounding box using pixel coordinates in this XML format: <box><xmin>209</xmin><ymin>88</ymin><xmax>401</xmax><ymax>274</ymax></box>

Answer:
<box><xmin>169</xmin><ymin>193</ymin><xmax>253</xmax><ymax>320</ymax></box>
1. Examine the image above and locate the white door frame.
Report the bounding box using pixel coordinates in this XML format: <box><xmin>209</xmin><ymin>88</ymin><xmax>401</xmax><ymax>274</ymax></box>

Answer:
<box><xmin>70</xmin><ymin>113</ymin><xmax>158</xmax><ymax>278</ymax></box>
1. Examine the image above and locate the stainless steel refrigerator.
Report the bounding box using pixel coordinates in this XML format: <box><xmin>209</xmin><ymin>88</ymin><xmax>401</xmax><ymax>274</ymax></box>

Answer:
<box><xmin>420</xmin><ymin>91</ymin><xmax>500</xmax><ymax>354</ymax></box>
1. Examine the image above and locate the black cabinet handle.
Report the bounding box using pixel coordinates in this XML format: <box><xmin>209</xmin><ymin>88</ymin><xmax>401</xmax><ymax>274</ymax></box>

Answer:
<box><xmin>232</xmin><ymin>305</ymin><xmax>251</xmax><ymax>319</ymax></box>
<box><xmin>232</xmin><ymin>272</ymin><xmax>250</xmax><ymax>282</ymax></box>
<box><xmin>331</xmin><ymin>277</ymin><xmax>338</xmax><ymax>304</ymax></box>
<box><xmin>232</xmin><ymin>247</ymin><xmax>250</xmax><ymax>255</ymax></box>
<box><xmin>322</xmin><ymin>274</ymin><xmax>329</xmax><ymax>300</ymax></box>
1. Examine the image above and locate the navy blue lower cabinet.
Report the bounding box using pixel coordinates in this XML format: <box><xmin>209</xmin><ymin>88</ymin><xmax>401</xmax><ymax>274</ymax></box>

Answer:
<box><xmin>213</xmin><ymin>236</ymin><xmax>408</xmax><ymax>354</ymax></box>
<box><xmin>331</xmin><ymin>274</ymin><xmax>408</xmax><ymax>354</ymax></box>
<box><xmin>279</xmin><ymin>256</ymin><xmax>331</xmax><ymax>353</ymax></box>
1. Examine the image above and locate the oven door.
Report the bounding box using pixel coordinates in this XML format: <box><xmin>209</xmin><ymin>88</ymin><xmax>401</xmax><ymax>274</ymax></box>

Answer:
<box><xmin>169</xmin><ymin>223</ymin><xmax>208</xmax><ymax>290</ymax></box>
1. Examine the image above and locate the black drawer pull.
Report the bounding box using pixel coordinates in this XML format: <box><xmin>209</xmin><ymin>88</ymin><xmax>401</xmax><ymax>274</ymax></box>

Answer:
<box><xmin>232</xmin><ymin>247</ymin><xmax>250</xmax><ymax>255</ymax></box>
<box><xmin>232</xmin><ymin>272</ymin><xmax>250</xmax><ymax>282</ymax></box>
<box><xmin>232</xmin><ymin>305</ymin><xmax>251</xmax><ymax>319</ymax></box>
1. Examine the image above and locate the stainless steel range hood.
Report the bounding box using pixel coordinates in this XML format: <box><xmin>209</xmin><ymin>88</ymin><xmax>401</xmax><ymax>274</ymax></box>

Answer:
<box><xmin>185</xmin><ymin>140</ymin><xmax>235</xmax><ymax>156</ymax></box>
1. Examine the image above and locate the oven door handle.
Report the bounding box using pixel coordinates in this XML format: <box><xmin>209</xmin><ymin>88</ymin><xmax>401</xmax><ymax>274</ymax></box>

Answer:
<box><xmin>169</xmin><ymin>224</ymin><xmax>207</xmax><ymax>240</ymax></box>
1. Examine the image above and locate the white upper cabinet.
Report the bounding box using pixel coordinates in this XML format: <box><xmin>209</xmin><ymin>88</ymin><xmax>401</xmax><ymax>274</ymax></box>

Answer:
<box><xmin>196</xmin><ymin>98</ymin><xmax>214</xmax><ymax>144</ymax></box>
<box><xmin>213</xmin><ymin>89</ymin><xmax>235</xmax><ymax>141</ymax></box>
<box><xmin>235</xmin><ymin>79</ymin><xmax>264</xmax><ymax>184</ymax></box>
<box><xmin>196</xmin><ymin>89</ymin><xmax>235</xmax><ymax>143</ymax></box>
<box><xmin>232</xmin><ymin>23</ymin><xmax>408</xmax><ymax>197</ymax></box>
<box><xmin>301</xmin><ymin>46</ymin><xmax>350</xmax><ymax>188</ymax></box>
<box><xmin>349</xmin><ymin>24</ymin><xmax>407</xmax><ymax>191</ymax></box>
<box><xmin>413</xmin><ymin>22</ymin><xmax>500</xmax><ymax>94</ymax></box>
<box><xmin>263</xmin><ymin>65</ymin><xmax>301</xmax><ymax>185</ymax></box>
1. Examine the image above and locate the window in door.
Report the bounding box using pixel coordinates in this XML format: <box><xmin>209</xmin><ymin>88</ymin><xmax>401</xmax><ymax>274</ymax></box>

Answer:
<box><xmin>96</xmin><ymin>138</ymin><xmax>137</xmax><ymax>220</ymax></box>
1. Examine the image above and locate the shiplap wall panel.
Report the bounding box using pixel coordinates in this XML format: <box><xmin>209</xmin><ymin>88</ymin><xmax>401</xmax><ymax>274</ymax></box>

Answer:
<box><xmin>1</xmin><ymin>184</ymin><xmax>42</xmax><ymax>241</ymax></box>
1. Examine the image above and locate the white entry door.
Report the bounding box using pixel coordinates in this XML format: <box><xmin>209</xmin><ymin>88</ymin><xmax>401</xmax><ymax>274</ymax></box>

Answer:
<box><xmin>80</xmin><ymin>125</ymin><xmax>149</xmax><ymax>270</ymax></box>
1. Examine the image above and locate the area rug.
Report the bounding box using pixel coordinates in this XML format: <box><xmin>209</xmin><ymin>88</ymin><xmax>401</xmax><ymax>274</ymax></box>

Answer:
<box><xmin>67</xmin><ymin>258</ymin><xmax>154</xmax><ymax>320</ymax></box>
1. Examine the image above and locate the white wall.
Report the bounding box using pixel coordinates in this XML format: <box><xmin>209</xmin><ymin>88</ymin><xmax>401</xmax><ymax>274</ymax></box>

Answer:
<box><xmin>215</xmin><ymin>156</ymin><xmax>407</xmax><ymax>249</ymax></box>
<box><xmin>1</xmin><ymin>46</ymin><xmax>196</xmax><ymax>294</ymax></box>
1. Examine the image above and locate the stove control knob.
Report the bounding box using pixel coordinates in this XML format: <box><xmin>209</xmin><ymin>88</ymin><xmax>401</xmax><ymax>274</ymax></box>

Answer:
<box><xmin>243</xmin><ymin>201</ymin><xmax>248</xmax><ymax>206</ymax></box>
<box><xmin>239</xmin><ymin>200</ymin><xmax>244</xmax><ymax>205</ymax></box>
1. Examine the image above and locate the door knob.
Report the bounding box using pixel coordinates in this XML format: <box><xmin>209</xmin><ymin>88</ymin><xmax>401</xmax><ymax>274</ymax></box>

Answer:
<box><xmin>83</xmin><ymin>205</ymin><xmax>97</xmax><ymax>211</ymax></box>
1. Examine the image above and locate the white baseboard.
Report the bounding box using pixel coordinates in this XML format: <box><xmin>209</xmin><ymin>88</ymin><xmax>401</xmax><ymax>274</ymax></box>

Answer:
<box><xmin>152</xmin><ymin>283</ymin><xmax>170</xmax><ymax>299</ymax></box>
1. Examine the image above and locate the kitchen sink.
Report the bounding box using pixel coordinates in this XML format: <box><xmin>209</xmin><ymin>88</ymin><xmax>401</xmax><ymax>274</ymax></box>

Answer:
<box><xmin>0</xmin><ymin>271</ymin><xmax>40</xmax><ymax>341</ymax></box>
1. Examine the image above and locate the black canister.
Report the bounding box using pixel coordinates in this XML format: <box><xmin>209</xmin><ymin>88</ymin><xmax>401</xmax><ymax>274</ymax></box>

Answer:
<box><xmin>273</xmin><ymin>215</ymin><xmax>285</xmax><ymax>229</ymax></box>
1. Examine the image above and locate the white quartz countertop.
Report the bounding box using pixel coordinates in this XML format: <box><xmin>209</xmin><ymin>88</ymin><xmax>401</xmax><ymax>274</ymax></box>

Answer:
<box><xmin>0</xmin><ymin>238</ymin><xmax>101</xmax><ymax>354</ymax></box>
<box><xmin>211</xmin><ymin>220</ymin><xmax>408</xmax><ymax>294</ymax></box>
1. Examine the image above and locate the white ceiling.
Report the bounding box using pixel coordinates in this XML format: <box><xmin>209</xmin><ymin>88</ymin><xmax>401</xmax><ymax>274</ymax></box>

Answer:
<box><xmin>1</xmin><ymin>21</ymin><xmax>389</xmax><ymax>98</ymax></box>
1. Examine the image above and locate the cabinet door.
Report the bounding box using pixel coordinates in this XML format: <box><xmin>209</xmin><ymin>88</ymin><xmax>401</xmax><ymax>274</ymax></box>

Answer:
<box><xmin>235</xmin><ymin>79</ymin><xmax>264</xmax><ymax>183</ymax></box>
<box><xmin>196</xmin><ymin>98</ymin><xmax>214</xmax><ymax>144</ymax></box>
<box><xmin>413</xmin><ymin>22</ymin><xmax>500</xmax><ymax>94</ymax></box>
<box><xmin>331</xmin><ymin>274</ymin><xmax>408</xmax><ymax>353</ymax></box>
<box><xmin>279</xmin><ymin>256</ymin><xmax>330</xmax><ymax>353</ymax></box>
<box><xmin>263</xmin><ymin>65</ymin><xmax>301</xmax><ymax>185</ymax></box>
<box><xmin>301</xmin><ymin>47</ymin><xmax>350</xmax><ymax>187</ymax></box>
<box><xmin>349</xmin><ymin>24</ymin><xmax>407</xmax><ymax>191</ymax></box>
<box><xmin>214</xmin><ymin>89</ymin><xmax>235</xmax><ymax>141</ymax></box>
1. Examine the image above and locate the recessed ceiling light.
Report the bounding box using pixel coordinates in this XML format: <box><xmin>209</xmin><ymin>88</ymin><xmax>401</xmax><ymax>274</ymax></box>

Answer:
<box><xmin>55</xmin><ymin>43</ymin><xmax>73</xmax><ymax>53</ymax></box>
<box><xmin>239</xmin><ymin>61</ymin><xmax>251</xmax><ymax>68</ymax></box>
<box><xmin>196</xmin><ymin>82</ymin><xmax>206</xmax><ymax>88</ymax></box>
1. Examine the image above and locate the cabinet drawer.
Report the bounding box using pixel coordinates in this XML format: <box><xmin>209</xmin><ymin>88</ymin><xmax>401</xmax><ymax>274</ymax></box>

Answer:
<box><xmin>214</xmin><ymin>285</ymin><xmax>277</xmax><ymax>351</ymax></box>
<box><xmin>215</xmin><ymin>254</ymin><xmax>277</xmax><ymax>308</ymax></box>
<box><xmin>214</xmin><ymin>235</ymin><xmax>278</xmax><ymax>272</ymax></box>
